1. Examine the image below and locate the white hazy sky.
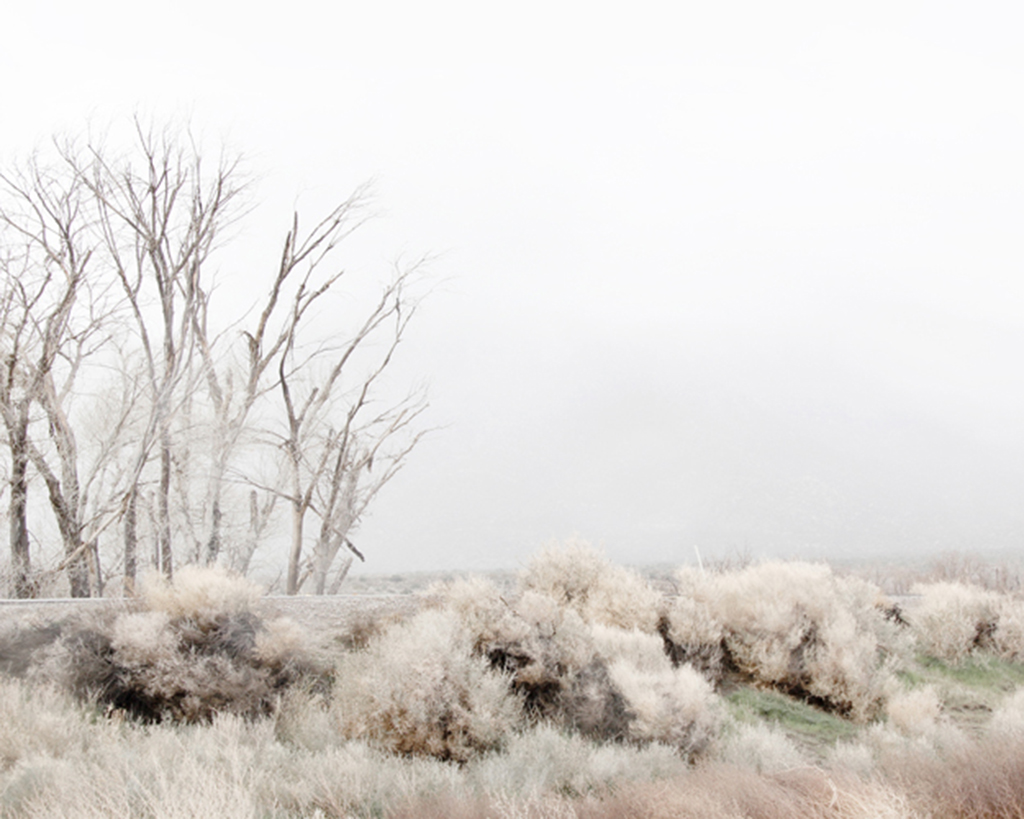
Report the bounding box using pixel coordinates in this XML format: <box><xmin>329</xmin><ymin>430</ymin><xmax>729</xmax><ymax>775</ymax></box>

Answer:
<box><xmin>3</xmin><ymin>1</ymin><xmax>1024</xmax><ymax>573</ymax></box>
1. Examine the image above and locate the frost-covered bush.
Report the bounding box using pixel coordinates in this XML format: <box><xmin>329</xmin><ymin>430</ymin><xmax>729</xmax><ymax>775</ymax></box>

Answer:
<box><xmin>55</xmin><ymin>567</ymin><xmax>316</xmax><ymax>723</ymax></box>
<box><xmin>909</xmin><ymin>580</ymin><xmax>1024</xmax><ymax>662</ymax></box>
<box><xmin>141</xmin><ymin>566</ymin><xmax>262</xmax><ymax>625</ymax></box>
<box><xmin>673</xmin><ymin>562</ymin><xmax>896</xmax><ymax>719</ymax></box>
<box><xmin>433</xmin><ymin>571</ymin><xmax>721</xmax><ymax>755</ymax></box>
<box><xmin>437</xmin><ymin>576</ymin><xmax>598</xmax><ymax>723</ymax></box>
<box><xmin>606</xmin><ymin>658</ymin><xmax>718</xmax><ymax>755</ymax></box>
<box><xmin>987</xmin><ymin>597</ymin><xmax>1024</xmax><ymax>661</ymax></box>
<box><xmin>586</xmin><ymin>624</ymin><xmax>719</xmax><ymax>753</ymax></box>
<box><xmin>520</xmin><ymin>540</ymin><xmax>663</xmax><ymax>632</ymax></box>
<box><xmin>332</xmin><ymin>608</ymin><xmax>521</xmax><ymax>762</ymax></box>
<box><xmin>662</xmin><ymin>566</ymin><xmax>727</xmax><ymax>681</ymax></box>
<box><xmin>909</xmin><ymin>581</ymin><xmax>1001</xmax><ymax>662</ymax></box>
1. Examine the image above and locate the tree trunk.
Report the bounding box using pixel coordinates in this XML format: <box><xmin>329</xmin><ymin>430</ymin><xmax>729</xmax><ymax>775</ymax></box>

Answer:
<box><xmin>9</xmin><ymin>405</ymin><xmax>31</xmax><ymax>598</ymax></box>
<box><xmin>66</xmin><ymin>535</ymin><xmax>89</xmax><ymax>597</ymax></box>
<box><xmin>287</xmin><ymin>497</ymin><xmax>304</xmax><ymax>595</ymax></box>
<box><xmin>328</xmin><ymin>553</ymin><xmax>355</xmax><ymax>595</ymax></box>
<box><xmin>123</xmin><ymin>486</ymin><xmax>138</xmax><ymax>595</ymax></box>
<box><xmin>87</xmin><ymin>540</ymin><xmax>104</xmax><ymax>597</ymax></box>
<box><xmin>158</xmin><ymin>433</ymin><xmax>173</xmax><ymax>579</ymax></box>
<box><xmin>204</xmin><ymin>497</ymin><xmax>222</xmax><ymax>566</ymax></box>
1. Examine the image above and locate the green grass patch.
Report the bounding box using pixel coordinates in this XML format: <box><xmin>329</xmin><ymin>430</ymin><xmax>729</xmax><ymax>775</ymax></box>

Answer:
<box><xmin>896</xmin><ymin>653</ymin><xmax>1024</xmax><ymax>733</ymax></box>
<box><xmin>726</xmin><ymin>686</ymin><xmax>860</xmax><ymax>748</ymax></box>
<box><xmin>913</xmin><ymin>654</ymin><xmax>1024</xmax><ymax>692</ymax></box>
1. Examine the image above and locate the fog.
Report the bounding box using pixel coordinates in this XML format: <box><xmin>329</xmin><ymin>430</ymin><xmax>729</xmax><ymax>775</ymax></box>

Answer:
<box><xmin>3</xmin><ymin>1</ymin><xmax>1023</xmax><ymax>574</ymax></box>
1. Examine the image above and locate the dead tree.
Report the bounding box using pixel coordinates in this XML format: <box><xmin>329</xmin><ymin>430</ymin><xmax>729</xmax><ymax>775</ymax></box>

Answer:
<box><xmin>1</xmin><ymin>118</ymin><xmax>429</xmax><ymax>595</ymax></box>
<box><xmin>0</xmin><ymin>152</ymin><xmax>127</xmax><ymax>597</ymax></box>
<box><xmin>267</xmin><ymin>212</ymin><xmax>429</xmax><ymax>595</ymax></box>
<box><xmin>70</xmin><ymin>121</ymin><xmax>246</xmax><ymax>583</ymax></box>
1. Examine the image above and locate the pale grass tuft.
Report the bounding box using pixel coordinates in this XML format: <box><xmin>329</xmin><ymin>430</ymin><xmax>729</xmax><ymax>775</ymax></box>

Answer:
<box><xmin>0</xmin><ymin>678</ymin><xmax>109</xmax><ymax>774</ymax></box>
<box><xmin>827</xmin><ymin>738</ymin><xmax>879</xmax><ymax>778</ymax></box>
<box><xmin>858</xmin><ymin>718</ymin><xmax>968</xmax><ymax>768</ymax></box>
<box><xmin>988</xmin><ymin>688</ymin><xmax>1024</xmax><ymax>737</ymax></box>
<box><xmin>468</xmin><ymin>724</ymin><xmax>686</xmax><ymax>798</ymax></box>
<box><xmin>885</xmin><ymin>687</ymin><xmax>941</xmax><ymax>736</ymax></box>
<box><xmin>718</xmin><ymin>721</ymin><xmax>807</xmax><ymax>773</ymax></box>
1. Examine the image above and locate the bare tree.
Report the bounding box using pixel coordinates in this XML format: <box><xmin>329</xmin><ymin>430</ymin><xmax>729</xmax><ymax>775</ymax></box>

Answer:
<box><xmin>0</xmin><ymin>118</ymin><xmax>430</xmax><ymax>596</ymax></box>
<box><xmin>0</xmin><ymin>156</ymin><xmax>109</xmax><ymax>597</ymax></box>
<box><xmin>268</xmin><ymin>211</ymin><xmax>429</xmax><ymax>595</ymax></box>
<box><xmin>0</xmin><ymin>252</ymin><xmax>45</xmax><ymax>598</ymax></box>
<box><xmin>69</xmin><ymin>121</ymin><xmax>247</xmax><ymax>584</ymax></box>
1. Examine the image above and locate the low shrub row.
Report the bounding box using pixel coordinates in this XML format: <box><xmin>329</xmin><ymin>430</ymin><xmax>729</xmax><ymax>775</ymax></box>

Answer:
<box><xmin>8</xmin><ymin>541</ymin><xmax>1024</xmax><ymax>768</ymax></box>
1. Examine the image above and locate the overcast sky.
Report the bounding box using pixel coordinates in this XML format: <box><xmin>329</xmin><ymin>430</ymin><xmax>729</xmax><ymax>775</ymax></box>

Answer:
<box><xmin>3</xmin><ymin>1</ymin><xmax>1024</xmax><ymax>574</ymax></box>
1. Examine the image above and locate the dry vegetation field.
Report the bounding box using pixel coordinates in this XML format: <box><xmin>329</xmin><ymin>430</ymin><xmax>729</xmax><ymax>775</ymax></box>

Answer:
<box><xmin>4</xmin><ymin>543</ymin><xmax>1024</xmax><ymax>818</ymax></box>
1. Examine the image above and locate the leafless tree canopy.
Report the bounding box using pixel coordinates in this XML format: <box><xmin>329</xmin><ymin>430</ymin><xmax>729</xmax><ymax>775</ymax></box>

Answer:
<box><xmin>0</xmin><ymin>119</ymin><xmax>429</xmax><ymax>597</ymax></box>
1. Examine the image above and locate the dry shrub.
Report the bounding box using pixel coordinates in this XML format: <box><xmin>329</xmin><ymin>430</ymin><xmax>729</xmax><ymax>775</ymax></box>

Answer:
<box><xmin>908</xmin><ymin>581</ymin><xmax>1000</xmax><ymax>662</ymax></box>
<box><xmin>987</xmin><ymin>597</ymin><xmax>1024</xmax><ymax>660</ymax></box>
<box><xmin>661</xmin><ymin>567</ymin><xmax>727</xmax><ymax>681</ymax></box>
<box><xmin>0</xmin><ymin>620</ymin><xmax>64</xmax><ymax>678</ymax></box>
<box><xmin>334</xmin><ymin>607</ymin><xmax>393</xmax><ymax>651</ymax></box>
<box><xmin>588</xmin><ymin>626</ymin><xmax>718</xmax><ymax>755</ymax></box>
<box><xmin>589</xmin><ymin>624</ymin><xmax>668</xmax><ymax>673</ymax></box>
<box><xmin>909</xmin><ymin>580</ymin><xmax>1024</xmax><ymax>661</ymax></box>
<box><xmin>521</xmin><ymin>540</ymin><xmax>663</xmax><ymax>632</ymax></box>
<box><xmin>141</xmin><ymin>566</ymin><xmax>263</xmax><ymax>625</ymax></box>
<box><xmin>606</xmin><ymin>660</ymin><xmax>718</xmax><ymax>755</ymax></box>
<box><xmin>436</xmin><ymin>572</ymin><xmax>720</xmax><ymax>755</ymax></box>
<box><xmin>52</xmin><ymin>566</ymin><xmax>317</xmax><ymax>723</ymax></box>
<box><xmin>509</xmin><ymin>544</ymin><xmax>722</xmax><ymax>751</ymax></box>
<box><xmin>332</xmin><ymin>608</ymin><xmax>522</xmax><ymax>762</ymax></box>
<box><xmin>440</xmin><ymin>578</ymin><xmax>615</xmax><ymax>738</ymax></box>
<box><xmin>676</xmin><ymin>562</ymin><xmax>896</xmax><ymax>719</ymax></box>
